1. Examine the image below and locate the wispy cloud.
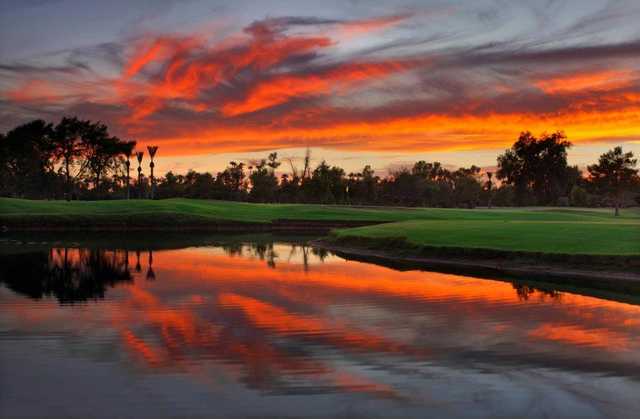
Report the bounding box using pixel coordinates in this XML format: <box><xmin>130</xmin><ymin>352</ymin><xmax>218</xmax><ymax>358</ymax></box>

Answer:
<box><xmin>1</xmin><ymin>3</ymin><xmax>639</xmax><ymax>158</ymax></box>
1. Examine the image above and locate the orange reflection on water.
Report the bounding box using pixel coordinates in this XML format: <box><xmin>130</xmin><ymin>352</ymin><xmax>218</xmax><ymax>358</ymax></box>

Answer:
<box><xmin>218</xmin><ymin>292</ymin><xmax>425</xmax><ymax>357</ymax></box>
<box><xmin>4</xmin><ymin>243</ymin><xmax>640</xmax><ymax>399</ymax></box>
<box><xmin>528</xmin><ymin>323</ymin><xmax>632</xmax><ymax>351</ymax></box>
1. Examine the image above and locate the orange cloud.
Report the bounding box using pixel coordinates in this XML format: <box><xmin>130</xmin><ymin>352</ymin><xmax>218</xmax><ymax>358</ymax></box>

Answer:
<box><xmin>338</xmin><ymin>14</ymin><xmax>409</xmax><ymax>38</ymax></box>
<box><xmin>535</xmin><ymin>69</ymin><xmax>637</xmax><ymax>94</ymax></box>
<box><xmin>117</xmin><ymin>31</ymin><xmax>333</xmax><ymax>121</ymax></box>
<box><xmin>3</xmin><ymin>13</ymin><xmax>640</xmax><ymax>161</ymax></box>
<box><xmin>4</xmin><ymin>79</ymin><xmax>64</xmax><ymax>104</ymax></box>
<box><xmin>222</xmin><ymin>60</ymin><xmax>417</xmax><ymax>116</ymax></box>
<box><xmin>136</xmin><ymin>102</ymin><xmax>640</xmax><ymax>156</ymax></box>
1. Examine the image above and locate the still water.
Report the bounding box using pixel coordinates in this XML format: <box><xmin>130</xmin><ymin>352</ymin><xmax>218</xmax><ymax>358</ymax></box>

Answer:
<box><xmin>1</xmin><ymin>235</ymin><xmax>639</xmax><ymax>419</ymax></box>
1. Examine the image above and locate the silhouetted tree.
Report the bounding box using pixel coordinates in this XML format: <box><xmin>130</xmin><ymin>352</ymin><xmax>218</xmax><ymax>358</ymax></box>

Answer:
<box><xmin>385</xmin><ymin>167</ymin><xmax>427</xmax><ymax>206</ymax></box>
<box><xmin>147</xmin><ymin>145</ymin><xmax>158</xmax><ymax>199</ymax></box>
<box><xmin>452</xmin><ymin>166</ymin><xmax>482</xmax><ymax>208</ymax></box>
<box><xmin>492</xmin><ymin>185</ymin><xmax>515</xmax><ymax>207</ymax></box>
<box><xmin>217</xmin><ymin>161</ymin><xmax>247</xmax><ymax>200</ymax></box>
<box><xmin>570</xmin><ymin>185</ymin><xmax>588</xmax><ymax>207</ymax></box>
<box><xmin>302</xmin><ymin>161</ymin><xmax>346</xmax><ymax>203</ymax></box>
<box><xmin>52</xmin><ymin>117</ymin><xmax>90</xmax><ymax>200</ymax></box>
<box><xmin>249</xmin><ymin>153</ymin><xmax>280</xmax><ymax>202</ymax></box>
<box><xmin>497</xmin><ymin>131</ymin><xmax>572</xmax><ymax>205</ymax></box>
<box><xmin>1</xmin><ymin>119</ymin><xmax>55</xmax><ymax>198</ymax></box>
<box><xmin>347</xmin><ymin>165</ymin><xmax>379</xmax><ymax>204</ymax></box>
<box><xmin>122</xmin><ymin>141</ymin><xmax>136</xmax><ymax>199</ymax></box>
<box><xmin>0</xmin><ymin>117</ymin><xmax>632</xmax><ymax>208</ymax></box>
<box><xmin>587</xmin><ymin>147</ymin><xmax>639</xmax><ymax>216</ymax></box>
<box><xmin>484</xmin><ymin>171</ymin><xmax>494</xmax><ymax>208</ymax></box>
<box><xmin>82</xmin><ymin>122</ymin><xmax>123</xmax><ymax>196</ymax></box>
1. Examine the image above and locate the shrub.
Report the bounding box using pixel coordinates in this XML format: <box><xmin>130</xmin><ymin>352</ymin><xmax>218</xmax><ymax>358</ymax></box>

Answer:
<box><xmin>570</xmin><ymin>186</ymin><xmax>588</xmax><ymax>207</ymax></box>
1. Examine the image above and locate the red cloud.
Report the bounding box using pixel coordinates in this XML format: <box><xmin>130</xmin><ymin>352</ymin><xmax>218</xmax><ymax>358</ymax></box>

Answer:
<box><xmin>222</xmin><ymin>60</ymin><xmax>419</xmax><ymax>116</ymax></box>
<box><xmin>2</xmin><ymin>13</ymin><xmax>640</xmax><ymax>158</ymax></box>
<box><xmin>117</xmin><ymin>29</ymin><xmax>333</xmax><ymax>121</ymax></box>
<box><xmin>4</xmin><ymin>79</ymin><xmax>61</xmax><ymax>103</ymax></box>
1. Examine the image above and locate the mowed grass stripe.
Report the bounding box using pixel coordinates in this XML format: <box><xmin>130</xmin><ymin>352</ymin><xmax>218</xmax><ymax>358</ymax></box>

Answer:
<box><xmin>334</xmin><ymin>220</ymin><xmax>640</xmax><ymax>255</ymax></box>
<box><xmin>2</xmin><ymin>197</ymin><xmax>638</xmax><ymax>222</ymax></box>
<box><xmin>1</xmin><ymin>198</ymin><xmax>638</xmax><ymax>255</ymax></box>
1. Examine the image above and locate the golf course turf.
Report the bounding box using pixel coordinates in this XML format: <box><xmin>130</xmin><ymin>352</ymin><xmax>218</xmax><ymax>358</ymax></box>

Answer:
<box><xmin>1</xmin><ymin>198</ymin><xmax>639</xmax><ymax>265</ymax></box>
<box><xmin>332</xmin><ymin>219</ymin><xmax>640</xmax><ymax>256</ymax></box>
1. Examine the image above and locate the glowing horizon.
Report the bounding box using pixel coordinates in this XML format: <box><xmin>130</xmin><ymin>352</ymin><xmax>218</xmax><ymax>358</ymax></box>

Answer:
<box><xmin>1</xmin><ymin>0</ymin><xmax>639</xmax><ymax>174</ymax></box>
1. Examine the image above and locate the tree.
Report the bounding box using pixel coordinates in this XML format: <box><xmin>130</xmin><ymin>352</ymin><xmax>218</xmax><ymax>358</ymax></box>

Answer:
<box><xmin>497</xmin><ymin>131</ymin><xmax>572</xmax><ymax>205</ymax></box>
<box><xmin>493</xmin><ymin>185</ymin><xmax>515</xmax><ymax>207</ymax></box>
<box><xmin>52</xmin><ymin>117</ymin><xmax>90</xmax><ymax>200</ymax></box>
<box><xmin>217</xmin><ymin>161</ymin><xmax>247</xmax><ymax>200</ymax></box>
<box><xmin>347</xmin><ymin>165</ymin><xmax>379</xmax><ymax>204</ymax></box>
<box><xmin>0</xmin><ymin>133</ymin><xmax>7</xmax><ymax>195</ymax></box>
<box><xmin>570</xmin><ymin>185</ymin><xmax>588</xmax><ymax>207</ymax></box>
<box><xmin>484</xmin><ymin>171</ymin><xmax>494</xmax><ymax>208</ymax></box>
<box><xmin>385</xmin><ymin>168</ymin><xmax>426</xmax><ymax>206</ymax></box>
<box><xmin>587</xmin><ymin>147</ymin><xmax>639</xmax><ymax>216</ymax></box>
<box><xmin>412</xmin><ymin>161</ymin><xmax>446</xmax><ymax>181</ymax></box>
<box><xmin>81</xmin><ymin>122</ymin><xmax>133</xmax><ymax>196</ymax></box>
<box><xmin>267</xmin><ymin>152</ymin><xmax>280</xmax><ymax>172</ymax></box>
<box><xmin>452</xmin><ymin>166</ymin><xmax>482</xmax><ymax>208</ymax></box>
<box><xmin>1</xmin><ymin>120</ymin><xmax>55</xmax><ymax>198</ymax></box>
<box><xmin>249</xmin><ymin>159</ymin><xmax>278</xmax><ymax>202</ymax></box>
<box><xmin>187</xmin><ymin>171</ymin><xmax>216</xmax><ymax>198</ymax></box>
<box><xmin>302</xmin><ymin>161</ymin><xmax>346</xmax><ymax>203</ymax></box>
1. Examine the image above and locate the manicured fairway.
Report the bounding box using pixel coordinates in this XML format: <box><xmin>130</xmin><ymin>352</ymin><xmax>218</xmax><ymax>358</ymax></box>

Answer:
<box><xmin>1</xmin><ymin>198</ymin><xmax>638</xmax><ymax>255</ymax></box>
<box><xmin>333</xmin><ymin>219</ymin><xmax>640</xmax><ymax>255</ymax></box>
<box><xmin>1</xmin><ymin>197</ymin><xmax>638</xmax><ymax>223</ymax></box>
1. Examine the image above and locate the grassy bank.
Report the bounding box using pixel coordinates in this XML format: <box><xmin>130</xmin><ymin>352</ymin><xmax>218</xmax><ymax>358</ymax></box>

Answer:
<box><xmin>1</xmin><ymin>197</ymin><xmax>639</xmax><ymax>256</ymax></box>
<box><xmin>333</xmin><ymin>219</ymin><xmax>640</xmax><ymax>256</ymax></box>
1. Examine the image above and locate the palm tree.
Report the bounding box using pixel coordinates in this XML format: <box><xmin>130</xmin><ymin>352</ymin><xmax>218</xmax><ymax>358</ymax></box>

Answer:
<box><xmin>147</xmin><ymin>146</ymin><xmax>158</xmax><ymax>199</ymax></box>
<box><xmin>135</xmin><ymin>151</ymin><xmax>144</xmax><ymax>198</ymax></box>
<box><xmin>486</xmin><ymin>171</ymin><xmax>493</xmax><ymax>209</ymax></box>
<box><xmin>122</xmin><ymin>141</ymin><xmax>135</xmax><ymax>200</ymax></box>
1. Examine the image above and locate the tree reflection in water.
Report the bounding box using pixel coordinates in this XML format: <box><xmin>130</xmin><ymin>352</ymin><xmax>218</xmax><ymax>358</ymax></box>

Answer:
<box><xmin>0</xmin><ymin>240</ymin><xmax>566</xmax><ymax>306</ymax></box>
<box><xmin>146</xmin><ymin>250</ymin><xmax>156</xmax><ymax>281</ymax></box>
<box><xmin>0</xmin><ymin>248</ymin><xmax>133</xmax><ymax>303</ymax></box>
<box><xmin>3</xmin><ymin>240</ymin><xmax>640</xmax><ymax>418</ymax></box>
<box><xmin>221</xmin><ymin>241</ymin><xmax>325</xmax><ymax>270</ymax></box>
<box><xmin>513</xmin><ymin>283</ymin><xmax>562</xmax><ymax>301</ymax></box>
<box><xmin>0</xmin><ymin>240</ymin><xmax>323</xmax><ymax>304</ymax></box>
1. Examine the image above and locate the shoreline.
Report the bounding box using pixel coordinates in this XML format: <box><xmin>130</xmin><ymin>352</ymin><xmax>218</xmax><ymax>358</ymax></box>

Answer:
<box><xmin>0</xmin><ymin>218</ymin><xmax>381</xmax><ymax>233</ymax></box>
<box><xmin>2</xmin><ymin>218</ymin><xmax>639</xmax><ymax>295</ymax></box>
<box><xmin>312</xmin><ymin>237</ymin><xmax>640</xmax><ymax>294</ymax></box>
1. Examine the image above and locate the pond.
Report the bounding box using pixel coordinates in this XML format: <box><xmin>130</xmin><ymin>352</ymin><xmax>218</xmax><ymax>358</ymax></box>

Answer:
<box><xmin>1</xmin><ymin>234</ymin><xmax>639</xmax><ymax>419</ymax></box>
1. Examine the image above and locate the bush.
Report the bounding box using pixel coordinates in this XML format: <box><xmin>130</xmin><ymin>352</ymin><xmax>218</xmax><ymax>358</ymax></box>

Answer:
<box><xmin>570</xmin><ymin>186</ymin><xmax>588</xmax><ymax>207</ymax></box>
<box><xmin>493</xmin><ymin>185</ymin><xmax>515</xmax><ymax>207</ymax></box>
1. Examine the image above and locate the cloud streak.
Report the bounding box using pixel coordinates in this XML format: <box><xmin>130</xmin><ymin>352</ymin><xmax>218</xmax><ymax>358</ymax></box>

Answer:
<box><xmin>1</xmin><ymin>4</ymin><xmax>639</xmax><ymax>160</ymax></box>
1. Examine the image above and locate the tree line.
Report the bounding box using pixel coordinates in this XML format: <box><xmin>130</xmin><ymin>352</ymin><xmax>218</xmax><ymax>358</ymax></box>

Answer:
<box><xmin>1</xmin><ymin>118</ymin><xmax>639</xmax><ymax>214</ymax></box>
<box><xmin>0</xmin><ymin>118</ymin><xmax>135</xmax><ymax>200</ymax></box>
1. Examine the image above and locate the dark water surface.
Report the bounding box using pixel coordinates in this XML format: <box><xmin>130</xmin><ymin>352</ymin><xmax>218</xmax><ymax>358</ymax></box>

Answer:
<box><xmin>1</xmin><ymin>235</ymin><xmax>639</xmax><ymax>419</ymax></box>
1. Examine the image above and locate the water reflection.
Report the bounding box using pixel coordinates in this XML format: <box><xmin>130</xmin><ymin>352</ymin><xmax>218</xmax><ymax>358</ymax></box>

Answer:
<box><xmin>1</xmin><ymin>238</ymin><xmax>640</xmax><ymax>418</ymax></box>
<box><xmin>0</xmin><ymin>248</ymin><xmax>132</xmax><ymax>303</ymax></box>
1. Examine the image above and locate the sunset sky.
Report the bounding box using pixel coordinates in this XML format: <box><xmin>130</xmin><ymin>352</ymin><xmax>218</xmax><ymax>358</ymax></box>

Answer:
<box><xmin>1</xmin><ymin>0</ymin><xmax>639</xmax><ymax>175</ymax></box>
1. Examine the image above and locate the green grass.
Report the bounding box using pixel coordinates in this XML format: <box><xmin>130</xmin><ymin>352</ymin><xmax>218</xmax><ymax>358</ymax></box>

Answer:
<box><xmin>333</xmin><ymin>219</ymin><xmax>640</xmax><ymax>255</ymax></box>
<box><xmin>1</xmin><ymin>197</ymin><xmax>639</xmax><ymax>255</ymax></box>
<box><xmin>2</xmin><ymin>197</ymin><xmax>638</xmax><ymax>222</ymax></box>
